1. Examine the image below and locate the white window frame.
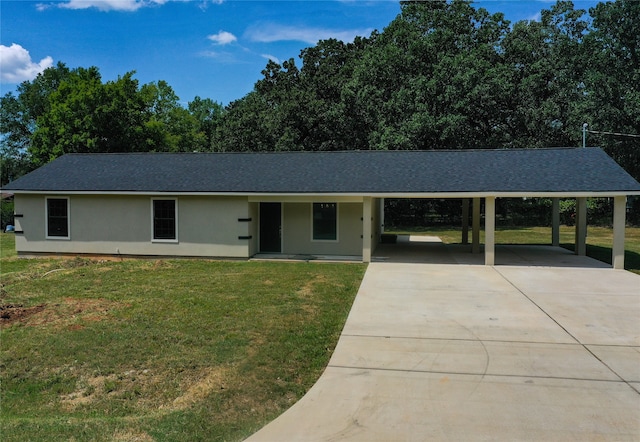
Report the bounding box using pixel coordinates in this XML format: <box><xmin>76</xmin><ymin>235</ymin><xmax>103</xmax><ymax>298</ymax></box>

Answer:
<box><xmin>151</xmin><ymin>198</ymin><xmax>179</xmax><ymax>243</ymax></box>
<box><xmin>45</xmin><ymin>196</ymin><xmax>70</xmax><ymax>240</ymax></box>
<box><xmin>311</xmin><ymin>202</ymin><xmax>339</xmax><ymax>242</ymax></box>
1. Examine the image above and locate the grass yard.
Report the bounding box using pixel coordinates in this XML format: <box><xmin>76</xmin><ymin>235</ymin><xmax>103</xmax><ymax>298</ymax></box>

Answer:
<box><xmin>389</xmin><ymin>225</ymin><xmax>640</xmax><ymax>274</ymax></box>
<box><xmin>0</xmin><ymin>233</ymin><xmax>366</xmax><ymax>441</ymax></box>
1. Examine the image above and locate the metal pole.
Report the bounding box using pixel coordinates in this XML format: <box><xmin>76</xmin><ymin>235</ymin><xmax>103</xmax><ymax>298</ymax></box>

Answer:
<box><xmin>582</xmin><ymin>123</ymin><xmax>588</xmax><ymax>148</ymax></box>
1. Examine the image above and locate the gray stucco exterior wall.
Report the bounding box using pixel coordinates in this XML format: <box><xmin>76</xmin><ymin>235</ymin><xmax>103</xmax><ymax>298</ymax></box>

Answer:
<box><xmin>281</xmin><ymin>202</ymin><xmax>363</xmax><ymax>256</ymax></box>
<box><xmin>14</xmin><ymin>194</ymin><xmax>252</xmax><ymax>258</ymax></box>
<box><xmin>13</xmin><ymin>195</ymin><xmax>370</xmax><ymax>259</ymax></box>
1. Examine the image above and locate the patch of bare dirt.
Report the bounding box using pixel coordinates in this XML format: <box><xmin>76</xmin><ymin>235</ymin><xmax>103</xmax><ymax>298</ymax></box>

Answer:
<box><xmin>168</xmin><ymin>366</ymin><xmax>231</xmax><ymax>411</ymax></box>
<box><xmin>295</xmin><ymin>274</ymin><xmax>329</xmax><ymax>316</ymax></box>
<box><xmin>61</xmin><ymin>369</ymin><xmax>157</xmax><ymax>411</ymax></box>
<box><xmin>0</xmin><ymin>303</ymin><xmax>46</xmax><ymax>326</ymax></box>
<box><xmin>0</xmin><ymin>298</ymin><xmax>127</xmax><ymax>329</ymax></box>
<box><xmin>60</xmin><ymin>366</ymin><xmax>234</xmax><ymax>413</ymax></box>
<box><xmin>111</xmin><ymin>430</ymin><xmax>154</xmax><ymax>442</ymax></box>
<box><xmin>296</xmin><ymin>274</ymin><xmax>328</xmax><ymax>298</ymax></box>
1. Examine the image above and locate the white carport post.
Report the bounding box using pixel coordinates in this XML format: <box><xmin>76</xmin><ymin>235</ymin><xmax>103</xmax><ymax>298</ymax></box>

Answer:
<box><xmin>485</xmin><ymin>197</ymin><xmax>496</xmax><ymax>265</ymax></box>
<box><xmin>461</xmin><ymin>198</ymin><xmax>470</xmax><ymax>245</ymax></box>
<box><xmin>362</xmin><ymin>197</ymin><xmax>372</xmax><ymax>263</ymax></box>
<box><xmin>552</xmin><ymin>198</ymin><xmax>560</xmax><ymax>247</ymax></box>
<box><xmin>380</xmin><ymin>198</ymin><xmax>385</xmax><ymax>234</ymax></box>
<box><xmin>472</xmin><ymin>198</ymin><xmax>481</xmax><ymax>254</ymax></box>
<box><xmin>612</xmin><ymin>196</ymin><xmax>626</xmax><ymax>270</ymax></box>
<box><xmin>575</xmin><ymin>197</ymin><xmax>587</xmax><ymax>256</ymax></box>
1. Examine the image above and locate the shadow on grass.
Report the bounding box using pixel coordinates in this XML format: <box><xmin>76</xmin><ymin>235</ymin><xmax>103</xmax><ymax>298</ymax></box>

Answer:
<box><xmin>561</xmin><ymin>243</ymin><xmax>640</xmax><ymax>274</ymax></box>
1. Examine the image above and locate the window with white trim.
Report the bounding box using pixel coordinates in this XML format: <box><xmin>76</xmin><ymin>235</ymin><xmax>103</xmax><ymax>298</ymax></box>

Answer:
<box><xmin>46</xmin><ymin>197</ymin><xmax>69</xmax><ymax>239</ymax></box>
<box><xmin>152</xmin><ymin>199</ymin><xmax>177</xmax><ymax>241</ymax></box>
<box><xmin>312</xmin><ymin>203</ymin><xmax>337</xmax><ymax>241</ymax></box>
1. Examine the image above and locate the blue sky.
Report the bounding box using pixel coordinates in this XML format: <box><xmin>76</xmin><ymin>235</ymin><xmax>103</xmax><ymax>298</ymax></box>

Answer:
<box><xmin>1</xmin><ymin>0</ymin><xmax>600</xmax><ymax>106</ymax></box>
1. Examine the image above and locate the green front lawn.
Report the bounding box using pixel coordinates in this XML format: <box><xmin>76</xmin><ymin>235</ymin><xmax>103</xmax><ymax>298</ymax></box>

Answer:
<box><xmin>0</xmin><ymin>235</ymin><xmax>365</xmax><ymax>441</ymax></box>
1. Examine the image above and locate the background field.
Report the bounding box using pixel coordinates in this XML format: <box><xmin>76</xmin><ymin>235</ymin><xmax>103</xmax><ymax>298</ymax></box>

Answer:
<box><xmin>388</xmin><ymin>226</ymin><xmax>640</xmax><ymax>275</ymax></box>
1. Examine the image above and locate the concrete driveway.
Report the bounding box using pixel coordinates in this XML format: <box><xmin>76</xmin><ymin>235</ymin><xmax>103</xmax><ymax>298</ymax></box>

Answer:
<box><xmin>247</xmin><ymin>250</ymin><xmax>640</xmax><ymax>441</ymax></box>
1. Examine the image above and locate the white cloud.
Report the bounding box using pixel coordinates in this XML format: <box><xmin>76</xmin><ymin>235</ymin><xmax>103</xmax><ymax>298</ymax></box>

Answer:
<box><xmin>527</xmin><ymin>12</ymin><xmax>542</xmax><ymax>22</ymax></box>
<box><xmin>43</xmin><ymin>0</ymin><xmax>222</xmax><ymax>12</ymax></box>
<box><xmin>199</xmin><ymin>50</ymin><xmax>222</xmax><ymax>58</ymax></box>
<box><xmin>0</xmin><ymin>43</ymin><xmax>54</xmax><ymax>83</ymax></box>
<box><xmin>260</xmin><ymin>54</ymin><xmax>281</xmax><ymax>64</ymax></box>
<box><xmin>198</xmin><ymin>50</ymin><xmax>246</xmax><ymax>64</ymax></box>
<box><xmin>245</xmin><ymin>23</ymin><xmax>373</xmax><ymax>44</ymax></box>
<box><xmin>208</xmin><ymin>30</ymin><xmax>237</xmax><ymax>45</ymax></box>
<box><xmin>59</xmin><ymin>0</ymin><xmax>152</xmax><ymax>11</ymax></box>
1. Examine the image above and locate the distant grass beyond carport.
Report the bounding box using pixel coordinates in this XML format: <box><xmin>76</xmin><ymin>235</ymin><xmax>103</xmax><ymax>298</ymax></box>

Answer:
<box><xmin>389</xmin><ymin>226</ymin><xmax>640</xmax><ymax>274</ymax></box>
<box><xmin>0</xmin><ymin>233</ymin><xmax>365</xmax><ymax>441</ymax></box>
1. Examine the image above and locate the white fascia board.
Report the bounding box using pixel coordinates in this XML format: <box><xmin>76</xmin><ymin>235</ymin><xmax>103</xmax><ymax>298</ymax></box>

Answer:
<box><xmin>369</xmin><ymin>191</ymin><xmax>640</xmax><ymax>198</ymax></box>
<box><xmin>7</xmin><ymin>191</ymin><xmax>365</xmax><ymax>201</ymax></box>
<box><xmin>248</xmin><ymin>195</ymin><xmax>363</xmax><ymax>203</ymax></box>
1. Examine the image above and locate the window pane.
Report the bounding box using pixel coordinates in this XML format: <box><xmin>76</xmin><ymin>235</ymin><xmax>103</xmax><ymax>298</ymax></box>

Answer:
<box><xmin>47</xmin><ymin>199</ymin><xmax>68</xmax><ymax>237</ymax></box>
<box><xmin>313</xmin><ymin>203</ymin><xmax>337</xmax><ymax>240</ymax></box>
<box><xmin>153</xmin><ymin>200</ymin><xmax>176</xmax><ymax>240</ymax></box>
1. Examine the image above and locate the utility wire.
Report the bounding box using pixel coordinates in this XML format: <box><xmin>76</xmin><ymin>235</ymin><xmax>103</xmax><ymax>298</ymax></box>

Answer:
<box><xmin>586</xmin><ymin>129</ymin><xmax>640</xmax><ymax>139</ymax></box>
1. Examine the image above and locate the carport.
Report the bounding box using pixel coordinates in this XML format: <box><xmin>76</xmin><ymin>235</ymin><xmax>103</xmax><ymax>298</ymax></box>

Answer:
<box><xmin>371</xmin><ymin>196</ymin><xmax>625</xmax><ymax>267</ymax></box>
<box><xmin>360</xmin><ymin>148</ymin><xmax>640</xmax><ymax>268</ymax></box>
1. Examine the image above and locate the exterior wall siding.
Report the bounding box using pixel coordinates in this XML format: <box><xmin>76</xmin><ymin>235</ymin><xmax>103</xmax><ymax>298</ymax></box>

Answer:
<box><xmin>282</xmin><ymin>202</ymin><xmax>362</xmax><ymax>256</ymax></box>
<box><xmin>247</xmin><ymin>202</ymin><xmax>259</xmax><ymax>257</ymax></box>
<box><xmin>14</xmin><ymin>194</ymin><xmax>252</xmax><ymax>258</ymax></box>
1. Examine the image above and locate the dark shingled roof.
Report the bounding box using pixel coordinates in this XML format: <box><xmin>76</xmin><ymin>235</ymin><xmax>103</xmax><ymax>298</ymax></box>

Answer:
<box><xmin>4</xmin><ymin>148</ymin><xmax>640</xmax><ymax>195</ymax></box>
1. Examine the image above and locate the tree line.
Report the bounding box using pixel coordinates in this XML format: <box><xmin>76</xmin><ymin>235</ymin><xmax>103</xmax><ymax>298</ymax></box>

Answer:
<box><xmin>216</xmin><ymin>0</ymin><xmax>638</xmax><ymax>178</ymax></box>
<box><xmin>2</xmin><ymin>0</ymin><xmax>639</xmax><ymax>188</ymax></box>
<box><xmin>0</xmin><ymin>66</ymin><xmax>224</xmax><ymax>182</ymax></box>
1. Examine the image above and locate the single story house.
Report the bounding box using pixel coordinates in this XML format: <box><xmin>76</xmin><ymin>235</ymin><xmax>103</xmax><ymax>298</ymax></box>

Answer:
<box><xmin>3</xmin><ymin>148</ymin><xmax>640</xmax><ymax>267</ymax></box>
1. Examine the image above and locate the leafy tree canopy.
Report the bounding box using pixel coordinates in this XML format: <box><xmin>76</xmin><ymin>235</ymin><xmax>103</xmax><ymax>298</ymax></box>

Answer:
<box><xmin>1</xmin><ymin>65</ymin><xmax>224</xmax><ymax>183</ymax></box>
<box><xmin>2</xmin><ymin>0</ymin><xmax>639</xmax><ymax>186</ymax></box>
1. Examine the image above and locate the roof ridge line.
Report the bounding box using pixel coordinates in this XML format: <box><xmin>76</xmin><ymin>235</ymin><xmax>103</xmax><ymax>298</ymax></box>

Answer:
<box><xmin>61</xmin><ymin>146</ymin><xmax>594</xmax><ymax>157</ymax></box>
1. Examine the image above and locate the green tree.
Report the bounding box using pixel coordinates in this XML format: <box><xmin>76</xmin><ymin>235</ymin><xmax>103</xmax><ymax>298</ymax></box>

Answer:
<box><xmin>502</xmin><ymin>1</ymin><xmax>589</xmax><ymax>148</ymax></box>
<box><xmin>346</xmin><ymin>0</ymin><xmax>511</xmax><ymax>149</ymax></box>
<box><xmin>0</xmin><ymin>62</ymin><xmax>72</xmax><ymax>153</ymax></box>
<box><xmin>30</xmin><ymin>69</ymin><xmax>152</xmax><ymax>164</ymax></box>
<box><xmin>256</xmin><ymin>58</ymin><xmax>307</xmax><ymax>150</ymax></box>
<box><xmin>2</xmin><ymin>64</ymin><xmax>228</xmax><ymax>176</ymax></box>
<box><xmin>215</xmin><ymin>91</ymin><xmax>277</xmax><ymax>152</ymax></box>
<box><xmin>1</xmin><ymin>62</ymin><xmax>73</xmax><ymax>183</ymax></box>
<box><xmin>188</xmin><ymin>96</ymin><xmax>225</xmax><ymax>151</ymax></box>
<box><xmin>216</xmin><ymin>36</ymin><xmax>373</xmax><ymax>152</ymax></box>
<box><xmin>1</xmin><ymin>90</ymin><xmax>33</xmax><ymax>183</ymax></box>
<box><xmin>581</xmin><ymin>0</ymin><xmax>640</xmax><ymax>181</ymax></box>
<box><xmin>141</xmin><ymin>80</ymin><xmax>204</xmax><ymax>152</ymax></box>
<box><xmin>297</xmin><ymin>37</ymin><xmax>372</xmax><ymax>150</ymax></box>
